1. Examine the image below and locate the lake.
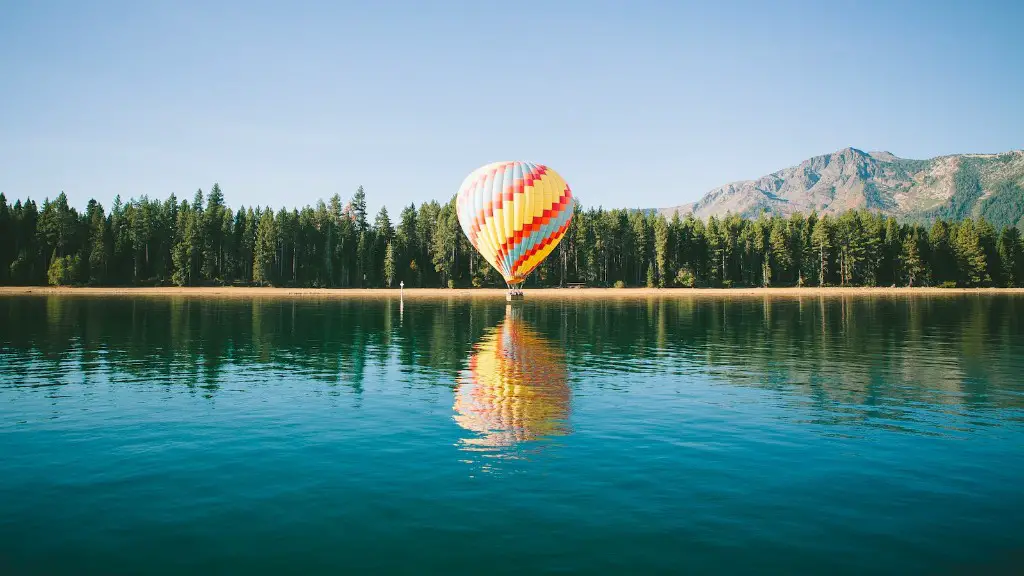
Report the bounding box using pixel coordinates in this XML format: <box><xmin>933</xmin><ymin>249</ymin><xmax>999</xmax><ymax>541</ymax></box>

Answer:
<box><xmin>1</xmin><ymin>294</ymin><xmax>1022</xmax><ymax>574</ymax></box>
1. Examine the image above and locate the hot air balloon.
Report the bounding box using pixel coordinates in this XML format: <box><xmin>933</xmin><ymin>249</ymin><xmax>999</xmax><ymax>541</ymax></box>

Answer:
<box><xmin>456</xmin><ymin>162</ymin><xmax>573</xmax><ymax>292</ymax></box>
<box><xmin>453</xmin><ymin>306</ymin><xmax>570</xmax><ymax>450</ymax></box>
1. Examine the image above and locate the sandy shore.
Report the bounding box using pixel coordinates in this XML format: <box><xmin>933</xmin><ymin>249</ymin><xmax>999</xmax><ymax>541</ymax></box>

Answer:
<box><xmin>1</xmin><ymin>286</ymin><xmax>1022</xmax><ymax>299</ymax></box>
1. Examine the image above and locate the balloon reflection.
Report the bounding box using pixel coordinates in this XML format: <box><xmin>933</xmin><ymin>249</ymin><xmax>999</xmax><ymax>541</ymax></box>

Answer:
<box><xmin>453</xmin><ymin>306</ymin><xmax>571</xmax><ymax>451</ymax></box>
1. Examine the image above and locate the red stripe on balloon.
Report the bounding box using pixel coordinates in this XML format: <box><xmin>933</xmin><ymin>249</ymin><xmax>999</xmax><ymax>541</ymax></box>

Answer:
<box><xmin>510</xmin><ymin>219</ymin><xmax>572</xmax><ymax>276</ymax></box>
<box><xmin>493</xmin><ymin>184</ymin><xmax>572</xmax><ymax>263</ymax></box>
<box><xmin>463</xmin><ymin>163</ymin><xmax>549</xmax><ymax>247</ymax></box>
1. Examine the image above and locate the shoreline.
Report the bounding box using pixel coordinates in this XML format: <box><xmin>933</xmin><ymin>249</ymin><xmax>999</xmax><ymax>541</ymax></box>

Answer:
<box><xmin>2</xmin><ymin>286</ymin><xmax>1023</xmax><ymax>298</ymax></box>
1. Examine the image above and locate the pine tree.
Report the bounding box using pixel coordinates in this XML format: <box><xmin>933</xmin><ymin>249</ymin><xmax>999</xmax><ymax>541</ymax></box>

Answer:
<box><xmin>253</xmin><ymin>208</ymin><xmax>277</xmax><ymax>286</ymax></box>
<box><xmin>884</xmin><ymin>217</ymin><xmax>901</xmax><ymax>286</ymax></box>
<box><xmin>976</xmin><ymin>218</ymin><xmax>1000</xmax><ymax>285</ymax></box>
<box><xmin>431</xmin><ymin>200</ymin><xmax>459</xmax><ymax>287</ymax></box>
<box><xmin>653</xmin><ymin>215</ymin><xmax>668</xmax><ymax>287</ymax></box>
<box><xmin>171</xmin><ymin>201</ymin><xmax>192</xmax><ymax>286</ymax></box>
<box><xmin>396</xmin><ymin>203</ymin><xmax>418</xmax><ymax>285</ymax></box>
<box><xmin>787</xmin><ymin>212</ymin><xmax>809</xmax><ymax>286</ymax></box>
<box><xmin>706</xmin><ymin>216</ymin><xmax>727</xmax><ymax>285</ymax></box>
<box><xmin>0</xmin><ymin>193</ymin><xmax>11</xmax><ymax>283</ymax></box>
<box><xmin>373</xmin><ymin>206</ymin><xmax>393</xmax><ymax>287</ymax></box>
<box><xmin>902</xmin><ymin>232</ymin><xmax>925</xmax><ymax>287</ymax></box>
<box><xmin>242</xmin><ymin>207</ymin><xmax>257</xmax><ymax>282</ymax></box>
<box><xmin>952</xmin><ymin>219</ymin><xmax>988</xmax><ymax>287</ymax></box>
<box><xmin>87</xmin><ymin>201</ymin><xmax>108</xmax><ymax>284</ymax></box>
<box><xmin>202</xmin><ymin>183</ymin><xmax>225</xmax><ymax>282</ymax></box>
<box><xmin>752</xmin><ymin>215</ymin><xmax>771</xmax><ymax>286</ymax></box>
<box><xmin>221</xmin><ymin>207</ymin><xmax>235</xmax><ymax>283</ymax></box>
<box><xmin>997</xmin><ymin>227</ymin><xmax>1022</xmax><ymax>287</ymax></box>
<box><xmin>811</xmin><ymin>216</ymin><xmax>832</xmax><ymax>286</ymax></box>
<box><xmin>929</xmin><ymin>220</ymin><xmax>955</xmax><ymax>285</ymax></box>
<box><xmin>351</xmin><ymin>186</ymin><xmax>368</xmax><ymax>234</ymax></box>
<box><xmin>383</xmin><ymin>241</ymin><xmax>396</xmax><ymax>288</ymax></box>
<box><xmin>769</xmin><ymin>217</ymin><xmax>791</xmax><ymax>284</ymax></box>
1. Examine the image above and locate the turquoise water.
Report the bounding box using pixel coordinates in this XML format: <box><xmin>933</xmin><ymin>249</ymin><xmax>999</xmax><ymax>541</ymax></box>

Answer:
<box><xmin>1</xmin><ymin>294</ymin><xmax>1022</xmax><ymax>574</ymax></box>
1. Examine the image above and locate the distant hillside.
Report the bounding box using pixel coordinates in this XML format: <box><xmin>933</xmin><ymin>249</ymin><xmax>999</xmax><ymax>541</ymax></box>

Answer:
<box><xmin>660</xmin><ymin>148</ymin><xmax>1024</xmax><ymax>229</ymax></box>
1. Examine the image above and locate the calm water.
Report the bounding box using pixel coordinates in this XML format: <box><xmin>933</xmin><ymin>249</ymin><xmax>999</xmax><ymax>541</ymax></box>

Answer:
<box><xmin>1</xmin><ymin>294</ymin><xmax>1022</xmax><ymax>574</ymax></box>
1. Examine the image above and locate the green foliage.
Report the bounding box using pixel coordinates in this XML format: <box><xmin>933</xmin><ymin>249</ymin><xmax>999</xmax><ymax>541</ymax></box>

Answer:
<box><xmin>253</xmin><ymin>208</ymin><xmax>276</xmax><ymax>286</ymax></box>
<box><xmin>902</xmin><ymin>231</ymin><xmax>925</xmax><ymax>287</ymax></box>
<box><xmin>675</xmin><ymin>268</ymin><xmax>695</xmax><ymax>288</ymax></box>
<box><xmin>47</xmin><ymin>251</ymin><xmax>80</xmax><ymax>286</ymax></box>
<box><xmin>978</xmin><ymin>180</ymin><xmax>1024</xmax><ymax>231</ymax></box>
<box><xmin>997</xmin><ymin>227</ymin><xmax>1023</xmax><ymax>287</ymax></box>
<box><xmin>613</xmin><ymin>280</ymin><xmax>626</xmax><ymax>289</ymax></box>
<box><xmin>383</xmin><ymin>241</ymin><xmax>396</xmax><ymax>288</ymax></box>
<box><xmin>1</xmin><ymin>184</ymin><xmax>1022</xmax><ymax>290</ymax></box>
<box><xmin>0</xmin><ymin>193</ymin><xmax>12</xmax><ymax>284</ymax></box>
<box><xmin>811</xmin><ymin>215</ymin><xmax>833</xmax><ymax>286</ymax></box>
<box><xmin>923</xmin><ymin>159</ymin><xmax>984</xmax><ymax>223</ymax></box>
<box><xmin>891</xmin><ymin>158</ymin><xmax>933</xmax><ymax>175</ymax></box>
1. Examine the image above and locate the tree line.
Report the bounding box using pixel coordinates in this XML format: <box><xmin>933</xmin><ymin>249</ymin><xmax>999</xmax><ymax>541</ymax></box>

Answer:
<box><xmin>1</xmin><ymin>185</ymin><xmax>1022</xmax><ymax>289</ymax></box>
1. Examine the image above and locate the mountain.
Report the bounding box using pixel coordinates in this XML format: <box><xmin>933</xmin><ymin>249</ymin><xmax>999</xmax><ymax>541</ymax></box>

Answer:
<box><xmin>659</xmin><ymin>148</ymin><xmax>1024</xmax><ymax>229</ymax></box>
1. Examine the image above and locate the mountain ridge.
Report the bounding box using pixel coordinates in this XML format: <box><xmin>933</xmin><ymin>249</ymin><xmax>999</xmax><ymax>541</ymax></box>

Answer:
<box><xmin>659</xmin><ymin>147</ymin><xmax>1024</xmax><ymax>229</ymax></box>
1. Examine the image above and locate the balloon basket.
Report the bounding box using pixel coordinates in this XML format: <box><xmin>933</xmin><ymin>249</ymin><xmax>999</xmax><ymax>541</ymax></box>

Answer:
<box><xmin>506</xmin><ymin>292</ymin><xmax>525</xmax><ymax>303</ymax></box>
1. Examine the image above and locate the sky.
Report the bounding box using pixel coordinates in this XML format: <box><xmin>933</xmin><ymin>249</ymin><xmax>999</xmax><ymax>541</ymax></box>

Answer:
<box><xmin>1</xmin><ymin>0</ymin><xmax>1022</xmax><ymax>217</ymax></box>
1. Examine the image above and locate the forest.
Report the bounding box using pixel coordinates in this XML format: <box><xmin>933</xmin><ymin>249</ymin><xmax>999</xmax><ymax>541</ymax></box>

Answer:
<box><xmin>1</xmin><ymin>184</ymin><xmax>1022</xmax><ymax>289</ymax></box>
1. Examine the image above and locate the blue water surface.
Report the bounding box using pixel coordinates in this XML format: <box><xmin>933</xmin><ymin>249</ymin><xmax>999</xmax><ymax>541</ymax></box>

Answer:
<box><xmin>1</xmin><ymin>294</ymin><xmax>1022</xmax><ymax>574</ymax></box>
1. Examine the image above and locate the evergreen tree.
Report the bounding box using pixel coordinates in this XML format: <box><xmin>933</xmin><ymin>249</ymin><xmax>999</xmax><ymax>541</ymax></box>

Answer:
<box><xmin>902</xmin><ymin>231</ymin><xmax>925</xmax><ymax>287</ymax></box>
<box><xmin>788</xmin><ymin>212</ymin><xmax>811</xmax><ymax>286</ymax></box>
<box><xmin>752</xmin><ymin>215</ymin><xmax>771</xmax><ymax>286</ymax></box>
<box><xmin>253</xmin><ymin>207</ymin><xmax>277</xmax><ymax>285</ymax></box>
<box><xmin>202</xmin><ymin>183</ymin><xmax>225</xmax><ymax>282</ymax></box>
<box><xmin>706</xmin><ymin>216</ymin><xmax>727</xmax><ymax>285</ymax></box>
<box><xmin>811</xmin><ymin>215</ymin><xmax>833</xmax><ymax>286</ymax></box>
<box><xmin>653</xmin><ymin>215</ymin><xmax>668</xmax><ymax>287</ymax></box>
<box><xmin>975</xmin><ymin>218</ymin><xmax>1000</xmax><ymax>285</ymax></box>
<box><xmin>952</xmin><ymin>219</ymin><xmax>988</xmax><ymax>287</ymax></box>
<box><xmin>233</xmin><ymin>207</ymin><xmax>248</xmax><ymax>282</ymax></box>
<box><xmin>351</xmin><ymin>186</ymin><xmax>368</xmax><ymax>234</ymax></box>
<box><xmin>396</xmin><ymin>203</ymin><xmax>418</xmax><ymax>285</ymax></box>
<box><xmin>128</xmin><ymin>196</ymin><xmax>156</xmax><ymax>282</ymax></box>
<box><xmin>373</xmin><ymin>206</ymin><xmax>393</xmax><ymax>287</ymax></box>
<box><xmin>769</xmin><ymin>217</ymin><xmax>791</xmax><ymax>284</ymax></box>
<box><xmin>431</xmin><ymin>199</ymin><xmax>459</xmax><ymax>287</ymax></box>
<box><xmin>383</xmin><ymin>241</ymin><xmax>396</xmax><ymax>288</ymax></box>
<box><xmin>8</xmin><ymin>199</ymin><xmax>38</xmax><ymax>283</ymax></box>
<box><xmin>929</xmin><ymin>220</ymin><xmax>955</xmax><ymax>285</ymax></box>
<box><xmin>997</xmin><ymin>227</ymin><xmax>1022</xmax><ymax>287</ymax></box>
<box><xmin>221</xmin><ymin>207</ymin><xmax>235</xmax><ymax>283</ymax></box>
<box><xmin>0</xmin><ymin>193</ymin><xmax>11</xmax><ymax>283</ymax></box>
<box><xmin>171</xmin><ymin>200</ymin><xmax>192</xmax><ymax>287</ymax></box>
<box><xmin>242</xmin><ymin>207</ymin><xmax>257</xmax><ymax>283</ymax></box>
<box><xmin>883</xmin><ymin>216</ymin><xmax>901</xmax><ymax>286</ymax></box>
<box><xmin>87</xmin><ymin>200</ymin><xmax>108</xmax><ymax>284</ymax></box>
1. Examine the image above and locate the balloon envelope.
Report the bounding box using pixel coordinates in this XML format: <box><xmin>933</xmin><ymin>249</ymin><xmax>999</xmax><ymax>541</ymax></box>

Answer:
<box><xmin>456</xmin><ymin>161</ymin><xmax>573</xmax><ymax>286</ymax></box>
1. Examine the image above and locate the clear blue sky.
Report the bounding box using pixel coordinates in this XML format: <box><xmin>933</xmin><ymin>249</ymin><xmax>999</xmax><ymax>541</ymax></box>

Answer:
<box><xmin>1</xmin><ymin>0</ymin><xmax>1021</xmax><ymax>217</ymax></box>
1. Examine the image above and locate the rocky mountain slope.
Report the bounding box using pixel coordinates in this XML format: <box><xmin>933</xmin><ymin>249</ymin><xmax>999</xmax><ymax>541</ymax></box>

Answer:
<box><xmin>660</xmin><ymin>148</ymin><xmax>1024</xmax><ymax>229</ymax></box>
